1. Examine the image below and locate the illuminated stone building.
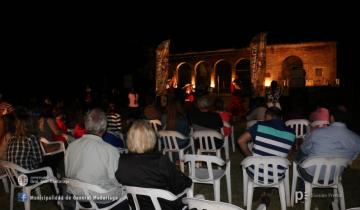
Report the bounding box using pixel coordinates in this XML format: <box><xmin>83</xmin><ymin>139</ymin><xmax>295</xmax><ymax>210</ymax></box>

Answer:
<box><xmin>168</xmin><ymin>41</ymin><xmax>337</xmax><ymax>95</ymax></box>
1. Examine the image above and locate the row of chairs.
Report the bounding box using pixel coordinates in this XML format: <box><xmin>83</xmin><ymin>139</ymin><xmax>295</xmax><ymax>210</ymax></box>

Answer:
<box><xmin>0</xmin><ymin>155</ymin><xmax>356</xmax><ymax>210</ymax></box>
<box><xmin>241</xmin><ymin>156</ymin><xmax>351</xmax><ymax>210</ymax></box>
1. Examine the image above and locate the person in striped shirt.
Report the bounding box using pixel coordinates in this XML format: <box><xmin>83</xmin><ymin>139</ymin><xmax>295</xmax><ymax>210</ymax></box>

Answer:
<box><xmin>103</xmin><ymin>102</ymin><xmax>124</xmax><ymax>148</ymax></box>
<box><xmin>237</xmin><ymin>107</ymin><xmax>295</xmax><ymax>206</ymax></box>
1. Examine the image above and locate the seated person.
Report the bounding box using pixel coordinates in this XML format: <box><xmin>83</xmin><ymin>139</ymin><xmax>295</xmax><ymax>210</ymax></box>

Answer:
<box><xmin>246</xmin><ymin>97</ymin><xmax>267</xmax><ymax>121</ymax></box>
<box><xmin>115</xmin><ymin>120</ymin><xmax>192</xmax><ymax>210</ymax></box>
<box><xmin>297</xmin><ymin>105</ymin><xmax>360</xmax><ymax>181</ymax></box>
<box><xmin>65</xmin><ymin>108</ymin><xmax>128</xmax><ymax>210</ymax></box>
<box><xmin>191</xmin><ymin>96</ymin><xmax>224</xmax><ymax>148</ymax></box>
<box><xmin>214</xmin><ymin>98</ymin><xmax>233</xmax><ymax>137</ymax></box>
<box><xmin>161</xmin><ymin>99</ymin><xmax>190</xmax><ymax>148</ymax></box>
<box><xmin>309</xmin><ymin>107</ymin><xmax>330</xmax><ymax>131</ymax></box>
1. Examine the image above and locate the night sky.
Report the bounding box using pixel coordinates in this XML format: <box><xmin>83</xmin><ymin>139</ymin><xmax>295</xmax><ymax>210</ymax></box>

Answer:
<box><xmin>1</xmin><ymin>7</ymin><xmax>359</xmax><ymax>102</ymax></box>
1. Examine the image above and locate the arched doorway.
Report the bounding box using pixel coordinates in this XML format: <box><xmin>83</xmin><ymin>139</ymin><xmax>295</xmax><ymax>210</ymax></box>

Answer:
<box><xmin>235</xmin><ymin>59</ymin><xmax>251</xmax><ymax>97</ymax></box>
<box><xmin>282</xmin><ymin>56</ymin><xmax>306</xmax><ymax>88</ymax></box>
<box><xmin>195</xmin><ymin>61</ymin><xmax>211</xmax><ymax>93</ymax></box>
<box><xmin>215</xmin><ymin>60</ymin><xmax>232</xmax><ymax>93</ymax></box>
<box><xmin>177</xmin><ymin>62</ymin><xmax>192</xmax><ymax>89</ymax></box>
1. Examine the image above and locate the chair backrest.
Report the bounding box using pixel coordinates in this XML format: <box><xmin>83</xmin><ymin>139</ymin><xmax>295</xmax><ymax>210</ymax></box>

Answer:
<box><xmin>64</xmin><ymin>178</ymin><xmax>125</xmax><ymax>210</ymax></box>
<box><xmin>158</xmin><ymin>130</ymin><xmax>187</xmax><ymax>151</ymax></box>
<box><xmin>285</xmin><ymin>119</ymin><xmax>309</xmax><ymax>139</ymax></box>
<box><xmin>40</xmin><ymin>137</ymin><xmax>66</xmax><ymax>155</ymax></box>
<box><xmin>182</xmin><ymin>198</ymin><xmax>244</xmax><ymax>210</ymax></box>
<box><xmin>184</xmin><ymin>154</ymin><xmax>227</xmax><ymax>182</ymax></box>
<box><xmin>0</xmin><ymin>160</ymin><xmax>36</xmax><ymax>187</ymax></box>
<box><xmin>125</xmin><ymin>185</ymin><xmax>185</xmax><ymax>210</ymax></box>
<box><xmin>300</xmin><ymin>156</ymin><xmax>350</xmax><ymax>187</ymax></box>
<box><xmin>241</xmin><ymin>156</ymin><xmax>290</xmax><ymax>186</ymax></box>
<box><xmin>148</xmin><ymin>120</ymin><xmax>162</xmax><ymax>133</ymax></box>
<box><xmin>192</xmin><ymin>130</ymin><xmax>224</xmax><ymax>152</ymax></box>
<box><xmin>310</xmin><ymin>120</ymin><xmax>329</xmax><ymax>128</ymax></box>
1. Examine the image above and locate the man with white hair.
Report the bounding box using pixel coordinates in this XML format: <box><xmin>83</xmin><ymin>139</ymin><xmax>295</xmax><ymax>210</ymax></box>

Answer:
<box><xmin>65</xmin><ymin>108</ymin><xmax>128</xmax><ymax>209</ymax></box>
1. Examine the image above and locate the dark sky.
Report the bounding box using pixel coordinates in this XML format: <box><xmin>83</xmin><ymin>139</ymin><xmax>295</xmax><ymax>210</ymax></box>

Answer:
<box><xmin>1</xmin><ymin>7</ymin><xmax>359</xmax><ymax>99</ymax></box>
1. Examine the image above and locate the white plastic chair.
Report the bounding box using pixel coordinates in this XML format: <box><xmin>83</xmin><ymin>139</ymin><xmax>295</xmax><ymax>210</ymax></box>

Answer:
<box><xmin>158</xmin><ymin>130</ymin><xmax>191</xmax><ymax>172</ymax></box>
<box><xmin>0</xmin><ymin>160</ymin><xmax>63</xmax><ymax>210</ymax></box>
<box><xmin>290</xmin><ymin>156</ymin><xmax>350</xmax><ymax>210</ymax></box>
<box><xmin>246</xmin><ymin>120</ymin><xmax>259</xmax><ymax>129</ymax></box>
<box><xmin>0</xmin><ymin>168</ymin><xmax>9</xmax><ymax>193</ymax></box>
<box><xmin>40</xmin><ymin>137</ymin><xmax>66</xmax><ymax>156</ymax></box>
<box><xmin>148</xmin><ymin>119</ymin><xmax>162</xmax><ymax>151</ymax></box>
<box><xmin>182</xmin><ymin>197</ymin><xmax>244</xmax><ymax>210</ymax></box>
<box><xmin>285</xmin><ymin>119</ymin><xmax>309</xmax><ymax>139</ymax></box>
<box><xmin>184</xmin><ymin>154</ymin><xmax>232</xmax><ymax>203</ymax></box>
<box><xmin>64</xmin><ymin>178</ymin><xmax>127</xmax><ymax>210</ymax></box>
<box><xmin>125</xmin><ymin>185</ymin><xmax>191</xmax><ymax>210</ymax></box>
<box><xmin>241</xmin><ymin>156</ymin><xmax>291</xmax><ymax>210</ymax></box>
<box><xmin>310</xmin><ymin>120</ymin><xmax>329</xmax><ymax>128</ymax></box>
<box><xmin>221</xmin><ymin>121</ymin><xmax>236</xmax><ymax>152</ymax></box>
<box><xmin>191</xmin><ymin>130</ymin><xmax>229</xmax><ymax>160</ymax></box>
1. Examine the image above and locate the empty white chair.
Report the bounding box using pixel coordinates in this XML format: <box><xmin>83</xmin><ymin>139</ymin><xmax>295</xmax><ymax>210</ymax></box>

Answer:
<box><xmin>158</xmin><ymin>130</ymin><xmax>191</xmax><ymax>172</ymax></box>
<box><xmin>0</xmin><ymin>160</ymin><xmax>63</xmax><ymax>210</ymax></box>
<box><xmin>290</xmin><ymin>156</ymin><xmax>350</xmax><ymax>210</ymax></box>
<box><xmin>191</xmin><ymin>130</ymin><xmax>229</xmax><ymax>160</ymax></box>
<box><xmin>125</xmin><ymin>185</ymin><xmax>191</xmax><ymax>210</ymax></box>
<box><xmin>285</xmin><ymin>119</ymin><xmax>309</xmax><ymax>139</ymax></box>
<box><xmin>64</xmin><ymin>178</ymin><xmax>127</xmax><ymax>210</ymax></box>
<box><xmin>182</xmin><ymin>197</ymin><xmax>244</xmax><ymax>210</ymax></box>
<box><xmin>148</xmin><ymin>119</ymin><xmax>162</xmax><ymax>151</ymax></box>
<box><xmin>221</xmin><ymin>121</ymin><xmax>236</xmax><ymax>152</ymax></box>
<box><xmin>0</xmin><ymin>168</ymin><xmax>9</xmax><ymax>193</ymax></box>
<box><xmin>40</xmin><ymin>137</ymin><xmax>66</xmax><ymax>156</ymax></box>
<box><xmin>184</xmin><ymin>154</ymin><xmax>231</xmax><ymax>203</ymax></box>
<box><xmin>241</xmin><ymin>156</ymin><xmax>290</xmax><ymax>210</ymax></box>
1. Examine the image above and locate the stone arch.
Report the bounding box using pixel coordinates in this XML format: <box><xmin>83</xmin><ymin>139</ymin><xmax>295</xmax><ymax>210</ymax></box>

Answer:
<box><xmin>282</xmin><ymin>56</ymin><xmax>306</xmax><ymax>88</ymax></box>
<box><xmin>194</xmin><ymin>61</ymin><xmax>211</xmax><ymax>92</ymax></box>
<box><xmin>176</xmin><ymin>62</ymin><xmax>192</xmax><ymax>89</ymax></box>
<box><xmin>214</xmin><ymin>59</ymin><xmax>232</xmax><ymax>93</ymax></box>
<box><xmin>235</xmin><ymin>58</ymin><xmax>251</xmax><ymax>97</ymax></box>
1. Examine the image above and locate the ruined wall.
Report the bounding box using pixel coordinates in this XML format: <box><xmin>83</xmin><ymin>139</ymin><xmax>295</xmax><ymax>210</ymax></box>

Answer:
<box><xmin>265</xmin><ymin>42</ymin><xmax>337</xmax><ymax>86</ymax></box>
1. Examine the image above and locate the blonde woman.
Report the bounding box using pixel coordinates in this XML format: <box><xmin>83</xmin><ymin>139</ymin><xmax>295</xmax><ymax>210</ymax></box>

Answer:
<box><xmin>115</xmin><ymin>120</ymin><xmax>192</xmax><ymax>210</ymax></box>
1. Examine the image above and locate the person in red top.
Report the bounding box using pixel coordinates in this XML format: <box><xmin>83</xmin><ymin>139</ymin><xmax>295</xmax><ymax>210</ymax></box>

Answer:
<box><xmin>214</xmin><ymin>98</ymin><xmax>232</xmax><ymax>136</ymax></box>
<box><xmin>228</xmin><ymin>75</ymin><xmax>246</xmax><ymax>117</ymax></box>
<box><xmin>183</xmin><ymin>84</ymin><xmax>195</xmax><ymax>103</ymax></box>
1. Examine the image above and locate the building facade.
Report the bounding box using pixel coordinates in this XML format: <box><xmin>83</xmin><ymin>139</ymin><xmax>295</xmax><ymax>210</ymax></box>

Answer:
<box><xmin>168</xmin><ymin>41</ymin><xmax>337</xmax><ymax>95</ymax></box>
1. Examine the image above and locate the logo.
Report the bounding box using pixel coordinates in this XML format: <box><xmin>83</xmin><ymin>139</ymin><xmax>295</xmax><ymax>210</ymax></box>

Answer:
<box><xmin>295</xmin><ymin>191</ymin><xmax>308</xmax><ymax>203</ymax></box>
<box><xmin>17</xmin><ymin>174</ymin><xmax>28</xmax><ymax>186</ymax></box>
<box><xmin>17</xmin><ymin>192</ymin><xmax>28</xmax><ymax>202</ymax></box>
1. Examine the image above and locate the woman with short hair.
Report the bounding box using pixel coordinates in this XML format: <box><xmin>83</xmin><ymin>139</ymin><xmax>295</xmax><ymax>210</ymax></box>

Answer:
<box><xmin>115</xmin><ymin>120</ymin><xmax>192</xmax><ymax>210</ymax></box>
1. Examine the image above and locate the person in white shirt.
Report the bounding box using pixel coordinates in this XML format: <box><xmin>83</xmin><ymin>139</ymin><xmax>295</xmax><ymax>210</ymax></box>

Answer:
<box><xmin>65</xmin><ymin>108</ymin><xmax>128</xmax><ymax>209</ymax></box>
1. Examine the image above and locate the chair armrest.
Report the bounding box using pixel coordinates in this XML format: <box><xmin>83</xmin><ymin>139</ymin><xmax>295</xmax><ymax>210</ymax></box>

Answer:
<box><xmin>42</xmin><ymin>141</ymin><xmax>65</xmax><ymax>155</ymax></box>
<box><xmin>176</xmin><ymin>187</ymin><xmax>192</xmax><ymax>199</ymax></box>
